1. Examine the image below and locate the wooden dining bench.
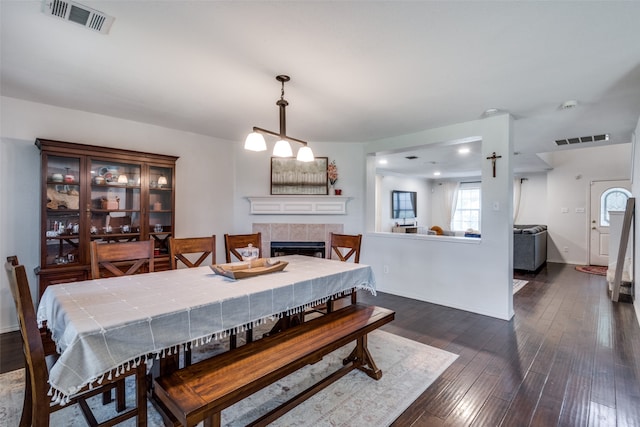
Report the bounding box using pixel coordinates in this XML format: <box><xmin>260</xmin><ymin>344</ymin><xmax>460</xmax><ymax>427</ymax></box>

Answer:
<box><xmin>153</xmin><ymin>303</ymin><xmax>395</xmax><ymax>427</ymax></box>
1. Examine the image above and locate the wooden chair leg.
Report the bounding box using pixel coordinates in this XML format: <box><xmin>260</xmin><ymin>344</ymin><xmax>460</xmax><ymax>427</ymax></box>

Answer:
<box><xmin>20</xmin><ymin>362</ymin><xmax>33</xmax><ymax>427</ymax></box>
<box><xmin>116</xmin><ymin>379</ymin><xmax>126</xmax><ymax>412</ymax></box>
<box><xmin>184</xmin><ymin>343</ymin><xmax>192</xmax><ymax>367</ymax></box>
<box><xmin>327</xmin><ymin>299</ymin><xmax>334</xmax><ymax>313</ymax></box>
<box><xmin>229</xmin><ymin>333</ymin><xmax>237</xmax><ymax>350</ymax></box>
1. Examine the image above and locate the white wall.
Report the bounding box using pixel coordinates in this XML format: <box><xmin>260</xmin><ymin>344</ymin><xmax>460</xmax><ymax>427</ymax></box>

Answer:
<box><xmin>545</xmin><ymin>144</ymin><xmax>631</xmax><ymax>265</ymax></box>
<box><xmin>364</xmin><ymin>114</ymin><xmax>515</xmax><ymax>320</ymax></box>
<box><xmin>630</xmin><ymin>118</ymin><xmax>640</xmax><ymax>327</ymax></box>
<box><xmin>0</xmin><ymin>96</ymin><xmax>236</xmax><ymax>333</ymax></box>
<box><xmin>376</xmin><ymin>174</ymin><xmax>431</xmax><ymax>232</ymax></box>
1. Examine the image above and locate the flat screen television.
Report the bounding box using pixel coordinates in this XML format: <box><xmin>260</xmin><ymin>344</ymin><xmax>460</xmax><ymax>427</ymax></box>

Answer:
<box><xmin>392</xmin><ymin>190</ymin><xmax>417</xmax><ymax>219</ymax></box>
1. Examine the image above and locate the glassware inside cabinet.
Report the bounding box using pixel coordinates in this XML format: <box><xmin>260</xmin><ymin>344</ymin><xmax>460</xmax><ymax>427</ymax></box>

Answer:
<box><xmin>149</xmin><ymin>166</ymin><xmax>172</xmax><ymax>256</ymax></box>
<box><xmin>45</xmin><ymin>211</ymin><xmax>81</xmax><ymax>266</ymax></box>
<box><xmin>45</xmin><ymin>156</ymin><xmax>81</xmax><ymax>266</ymax></box>
<box><xmin>90</xmin><ymin>160</ymin><xmax>142</xmax><ymax>243</ymax></box>
<box><xmin>91</xmin><ymin>160</ymin><xmax>141</xmax><ymax>186</ymax></box>
<box><xmin>47</xmin><ymin>155</ymin><xmax>80</xmax><ymax>186</ymax></box>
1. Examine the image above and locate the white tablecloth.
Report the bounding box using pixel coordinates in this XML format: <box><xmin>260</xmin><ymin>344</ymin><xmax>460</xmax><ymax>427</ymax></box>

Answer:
<box><xmin>37</xmin><ymin>255</ymin><xmax>376</xmax><ymax>401</ymax></box>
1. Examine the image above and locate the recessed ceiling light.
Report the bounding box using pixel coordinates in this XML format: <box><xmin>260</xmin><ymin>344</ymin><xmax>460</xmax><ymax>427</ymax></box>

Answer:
<box><xmin>378</xmin><ymin>159</ymin><xmax>388</xmax><ymax>165</ymax></box>
<box><xmin>560</xmin><ymin>100</ymin><xmax>579</xmax><ymax>110</ymax></box>
<box><xmin>433</xmin><ymin>171</ymin><xmax>441</xmax><ymax>176</ymax></box>
<box><xmin>484</xmin><ymin>108</ymin><xmax>500</xmax><ymax>115</ymax></box>
<box><xmin>458</xmin><ymin>147</ymin><xmax>470</xmax><ymax>154</ymax></box>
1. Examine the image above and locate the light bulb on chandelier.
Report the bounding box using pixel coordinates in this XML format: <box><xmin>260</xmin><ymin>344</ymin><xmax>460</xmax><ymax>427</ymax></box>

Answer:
<box><xmin>272</xmin><ymin>140</ymin><xmax>293</xmax><ymax>157</ymax></box>
<box><xmin>244</xmin><ymin>75</ymin><xmax>315</xmax><ymax>162</ymax></box>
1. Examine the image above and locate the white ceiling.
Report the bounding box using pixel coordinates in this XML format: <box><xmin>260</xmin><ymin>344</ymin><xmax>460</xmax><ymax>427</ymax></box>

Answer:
<box><xmin>2</xmin><ymin>1</ymin><xmax>640</xmax><ymax>177</ymax></box>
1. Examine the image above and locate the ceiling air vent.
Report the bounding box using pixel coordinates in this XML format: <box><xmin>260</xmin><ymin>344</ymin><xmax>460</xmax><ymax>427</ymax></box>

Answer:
<box><xmin>42</xmin><ymin>0</ymin><xmax>114</xmax><ymax>34</ymax></box>
<box><xmin>555</xmin><ymin>134</ymin><xmax>609</xmax><ymax>146</ymax></box>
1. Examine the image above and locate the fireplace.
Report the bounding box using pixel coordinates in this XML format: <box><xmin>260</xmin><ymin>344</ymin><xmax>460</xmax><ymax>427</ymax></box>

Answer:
<box><xmin>271</xmin><ymin>241</ymin><xmax>326</xmax><ymax>258</ymax></box>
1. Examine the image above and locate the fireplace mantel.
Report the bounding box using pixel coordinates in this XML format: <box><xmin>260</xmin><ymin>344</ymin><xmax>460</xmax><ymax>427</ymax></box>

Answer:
<box><xmin>247</xmin><ymin>196</ymin><xmax>352</xmax><ymax>215</ymax></box>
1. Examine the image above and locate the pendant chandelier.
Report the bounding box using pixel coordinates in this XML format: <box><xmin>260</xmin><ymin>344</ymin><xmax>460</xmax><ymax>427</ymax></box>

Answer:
<box><xmin>244</xmin><ymin>75</ymin><xmax>315</xmax><ymax>162</ymax></box>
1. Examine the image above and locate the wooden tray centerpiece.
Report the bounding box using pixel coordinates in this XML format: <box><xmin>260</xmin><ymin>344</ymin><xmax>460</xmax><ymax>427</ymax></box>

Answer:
<box><xmin>210</xmin><ymin>258</ymin><xmax>288</xmax><ymax>280</ymax></box>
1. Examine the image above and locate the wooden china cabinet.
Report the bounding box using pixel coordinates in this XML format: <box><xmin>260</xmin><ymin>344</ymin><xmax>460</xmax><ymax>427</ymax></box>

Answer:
<box><xmin>36</xmin><ymin>139</ymin><xmax>178</xmax><ymax>297</ymax></box>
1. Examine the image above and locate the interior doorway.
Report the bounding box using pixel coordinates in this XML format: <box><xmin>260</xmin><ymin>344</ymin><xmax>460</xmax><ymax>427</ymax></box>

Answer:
<box><xmin>589</xmin><ymin>180</ymin><xmax>631</xmax><ymax>266</ymax></box>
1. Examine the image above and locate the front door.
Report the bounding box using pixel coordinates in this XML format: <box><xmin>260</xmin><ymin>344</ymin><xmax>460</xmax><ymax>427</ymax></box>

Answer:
<box><xmin>589</xmin><ymin>180</ymin><xmax>631</xmax><ymax>266</ymax></box>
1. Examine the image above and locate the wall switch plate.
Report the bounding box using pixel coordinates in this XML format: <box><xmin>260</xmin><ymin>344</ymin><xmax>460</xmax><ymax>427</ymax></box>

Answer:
<box><xmin>575</xmin><ymin>207</ymin><xmax>585</xmax><ymax>213</ymax></box>
<box><xmin>561</xmin><ymin>207</ymin><xmax>569</xmax><ymax>213</ymax></box>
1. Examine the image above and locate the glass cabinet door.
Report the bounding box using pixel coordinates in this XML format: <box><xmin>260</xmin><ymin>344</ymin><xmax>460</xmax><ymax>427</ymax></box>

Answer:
<box><xmin>44</xmin><ymin>155</ymin><xmax>81</xmax><ymax>267</ymax></box>
<box><xmin>89</xmin><ymin>159</ymin><xmax>142</xmax><ymax>244</ymax></box>
<box><xmin>148</xmin><ymin>166</ymin><xmax>173</xmax><ymax>257</ymax></box>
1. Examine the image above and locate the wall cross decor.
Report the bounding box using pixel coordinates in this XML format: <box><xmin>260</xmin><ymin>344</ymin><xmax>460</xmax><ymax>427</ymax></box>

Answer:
<box><xmin>486</xmin><ymin>152</ymin><xmax>502</xmax><ymax>178</ymax></box>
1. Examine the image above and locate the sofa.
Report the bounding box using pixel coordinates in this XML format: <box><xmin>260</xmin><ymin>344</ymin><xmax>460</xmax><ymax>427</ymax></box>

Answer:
<box><xmin>513</xmin><ymin>224</ymin><xmax>547</xmax><ymax>271</ymax></box>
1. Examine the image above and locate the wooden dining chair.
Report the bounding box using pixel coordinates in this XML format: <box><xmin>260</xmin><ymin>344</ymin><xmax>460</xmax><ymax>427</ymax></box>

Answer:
<box><xmin>4</xmin><ymin>258</ymin><xmax>147</xmax><ymax>427</ymax></box>
<box><xmin>329</xmin><ymin>233</ymin><xmax>362</xmax><ymax>263</ymax></box>
<box><xmin>224</xmin><ymin>232</ymin><xmax>262</xmax><ymax>263</ymax></box>
<box><xmin>316</xmin><ymin>233</ymin><xmax>363</xmax><ymax>314</ymax></box>
<box><xmin>223</xmin><ymin>233</ymin><xmax>262</xmax><ymax>348</ymax></box>
<box><xmin>168</xmin><ymin>235</ymin><xmax>215</xmax><ymax>365</ymax></box>
<box><xmin>169</xmin><ymin>235</ymin><xmax>216</xmax><ymax>269</ymax></box>
<box><xmin>90</xmin><ymin>240</ymin><xmax>154</xmax><ymax>279</ymax></box>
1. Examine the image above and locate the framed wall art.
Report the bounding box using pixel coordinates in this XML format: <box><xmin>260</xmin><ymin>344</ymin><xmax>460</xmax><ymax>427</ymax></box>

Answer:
<box><xmin>270</xmin><ymin>157</ymin><xmax>328</xmax><ymax>195</ymax></box>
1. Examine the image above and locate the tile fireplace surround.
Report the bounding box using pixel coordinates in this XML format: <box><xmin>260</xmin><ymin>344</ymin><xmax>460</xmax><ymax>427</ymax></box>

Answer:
<box><xmin>252</xmin><ymin>223</ymin><xmax>344</xmax><ymax>258</ymax></box>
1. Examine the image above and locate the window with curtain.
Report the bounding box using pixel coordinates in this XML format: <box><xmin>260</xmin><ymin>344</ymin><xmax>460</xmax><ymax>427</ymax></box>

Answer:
<box><xmin>392</xmin><ymin>190</ymin><xmax>417</xmax><ymax>219</ymax></box>
<box><xmin>451</xmin><ymin>182</ymin><xmax>481</xmax><ymax>231</ymax></box>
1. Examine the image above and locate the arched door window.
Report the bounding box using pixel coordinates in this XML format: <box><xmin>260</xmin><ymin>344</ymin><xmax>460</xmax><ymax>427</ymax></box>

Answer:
<box><xmin>600</xmin><ymin>187</ymin><xmax>632</xmax><ymax>226</ymax></box>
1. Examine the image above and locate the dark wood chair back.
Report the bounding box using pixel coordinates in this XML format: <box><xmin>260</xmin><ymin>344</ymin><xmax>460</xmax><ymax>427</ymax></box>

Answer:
<box><xmin>90</xmin><ymin>240</ymin><xmax>154</xmax><ymax>279</ymax></box>
<box><xmin>169</xmin><ymin>235</ymin><xmax>216</xmax><ymax>269</ymax></box>
<box><xmin>224</xmin><ymin>232</ymin><xmax>262</xmax><ymax>263</ymax></box>
<box><xmin>4</xmin><ymin>257</ymin><xmax>147</xmax><ymax>426</ymax></box>
<box><xmin>329</xmin><ymin>233</ymin><xmax>362</xmax><ymax>263</ymax></box>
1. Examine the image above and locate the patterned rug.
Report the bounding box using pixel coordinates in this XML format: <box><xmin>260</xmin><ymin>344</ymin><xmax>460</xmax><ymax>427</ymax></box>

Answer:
<box><xmin>0</xmin><ymin>330</ymin><xmax>457</xmax><ymax>426</ymax></box>
<box><xmin>575</xmin><ymin>265</ymin><xmax>608</xmax><ymax>276</ymax></box>
<box><xmin>513</xmin><ymin>279</ymin><xmax>529</xmax><ymax>294</ymax></box>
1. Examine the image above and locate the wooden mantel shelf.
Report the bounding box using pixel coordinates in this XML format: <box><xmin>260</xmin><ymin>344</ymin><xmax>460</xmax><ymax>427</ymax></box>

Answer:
<box><xmin>247</xmin><ymin>196</ymin><xmax>353</xmax><ymax>215</ymax></box>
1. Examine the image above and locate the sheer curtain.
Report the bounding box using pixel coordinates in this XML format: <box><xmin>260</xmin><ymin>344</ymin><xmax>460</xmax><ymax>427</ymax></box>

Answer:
<box><xmin>513</xmin><ymin>178</ymin><xmax>523</xmax><ymax>223</ymax></box>
<box><xmin>441</xmin><ymin>182</ymin><xmax>460</xmax><ymax>230</ymax></box>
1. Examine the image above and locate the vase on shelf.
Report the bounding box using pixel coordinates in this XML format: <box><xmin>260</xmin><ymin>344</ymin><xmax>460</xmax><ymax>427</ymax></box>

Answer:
<box><xmin>329</xmin><ymin>185</ymin><xmax>336</xmax><ymax>195</ymax></box>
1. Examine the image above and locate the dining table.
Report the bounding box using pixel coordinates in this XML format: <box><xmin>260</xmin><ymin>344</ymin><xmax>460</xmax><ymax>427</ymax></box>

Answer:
<box><xmin>36</xmin><ymin>255</ymin><xmax>376</xmax><ymax>403</ymax></box>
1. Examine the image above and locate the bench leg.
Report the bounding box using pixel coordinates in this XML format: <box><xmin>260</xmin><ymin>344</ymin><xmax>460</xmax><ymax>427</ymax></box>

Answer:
<box><xmin>343</xmin><ymin>335</ymin><xmax>382</xmax><ymax>380</ymax></box>
<box><xmin>204</xmin><ymin>412</ymin><xmax>221</xmax><ymax>427</ymax></box>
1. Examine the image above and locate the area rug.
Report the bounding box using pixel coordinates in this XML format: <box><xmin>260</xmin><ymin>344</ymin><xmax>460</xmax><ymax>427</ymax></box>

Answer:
<box><xmin>0</xmin><ymin>330</ymin><xmax>457</xmax><ymax>426</ymax></box>
<box><xmin>575</xmin><ymin>265</ymin><xmax>607</xmax><ymax>276</ymax></box>
<box><xmin>513</xmin><ymin>279</ymin><xmax>529</xmax><ymax>294</ymax></box>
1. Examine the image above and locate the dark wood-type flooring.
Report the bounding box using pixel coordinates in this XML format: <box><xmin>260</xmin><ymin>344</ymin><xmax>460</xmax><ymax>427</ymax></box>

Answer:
<box><xmin>2</xmin><ymin>262</ymin><xmax>639</xmax><ymax>426</ymax></box>
<box><xmin>359</xmin><ymin>262</ymin><xmax>640</xmax><ymax>426</ymax></box>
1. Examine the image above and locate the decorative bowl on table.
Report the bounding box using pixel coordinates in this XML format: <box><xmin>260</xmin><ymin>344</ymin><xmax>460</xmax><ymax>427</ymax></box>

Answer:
<box><xmin>210</xmin><ymin>259</ymin><xmax>288</xmax><ymax>280</ymax></box>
